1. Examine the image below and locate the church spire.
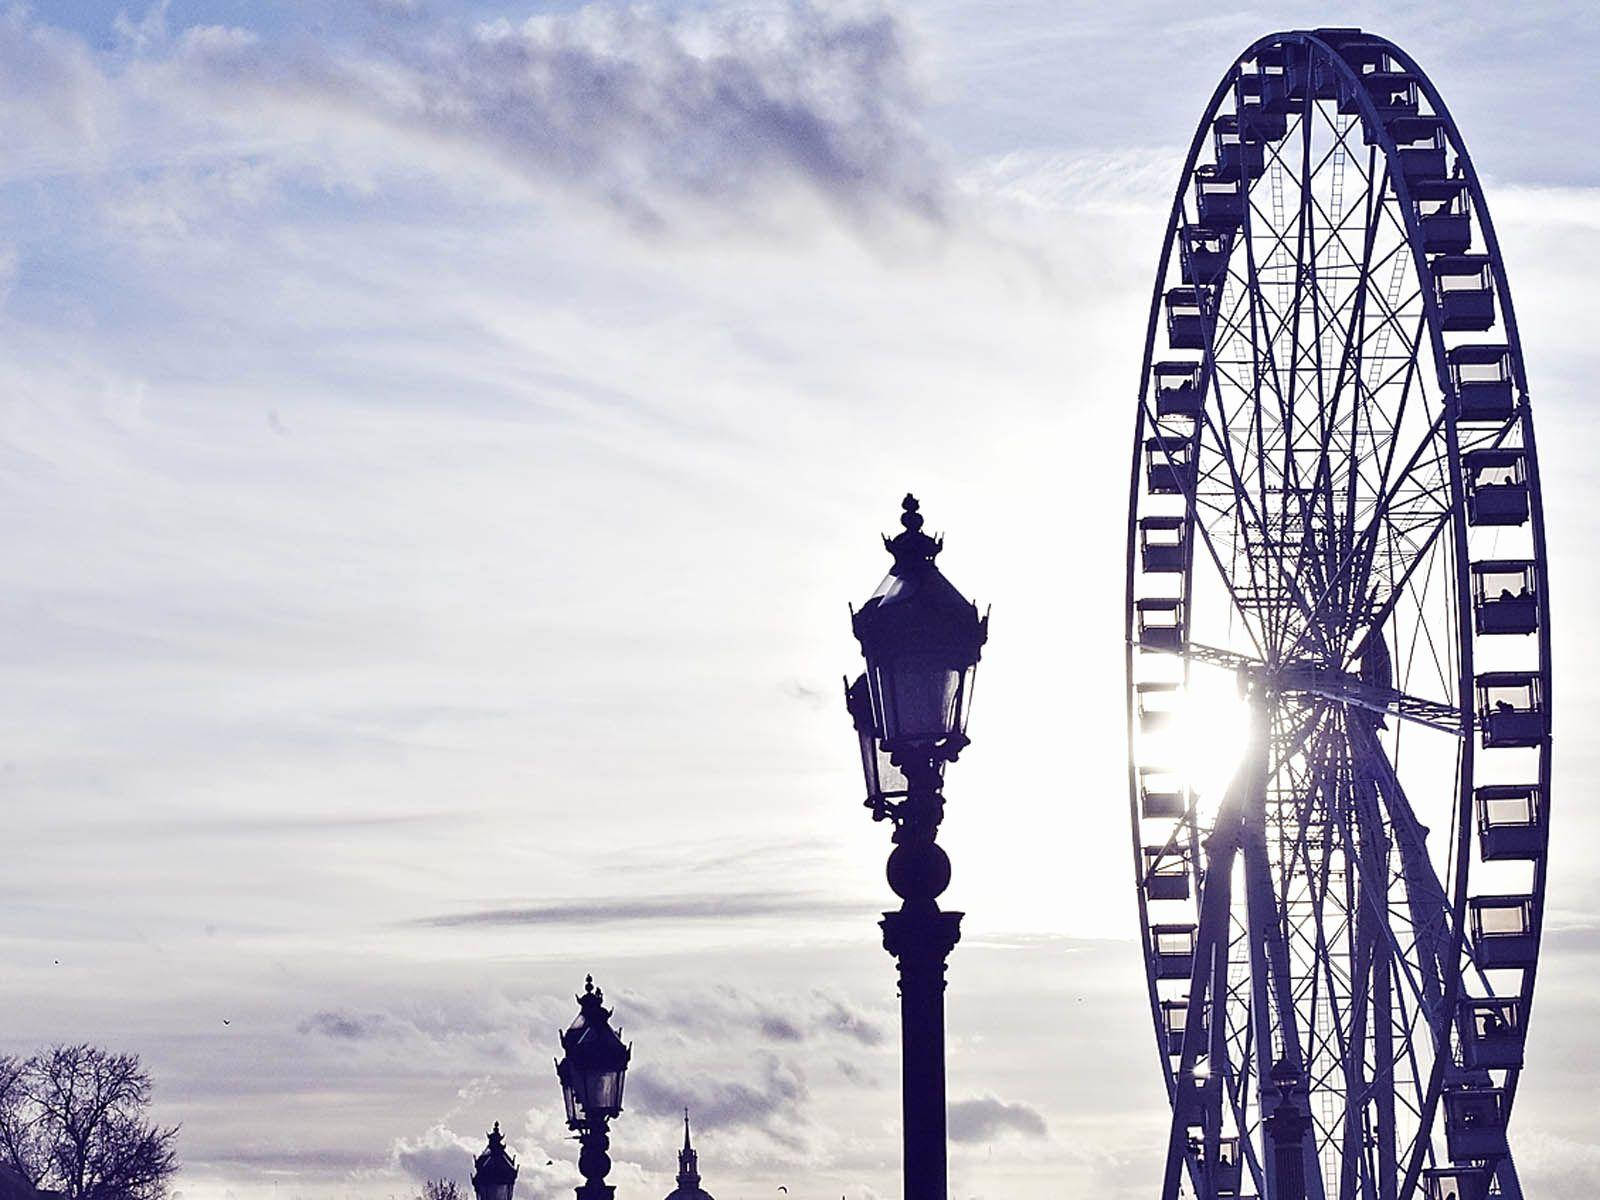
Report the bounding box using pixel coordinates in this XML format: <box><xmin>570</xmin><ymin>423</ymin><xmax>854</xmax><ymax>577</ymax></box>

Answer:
<box><xmin>677</xmin><ymin>1109</ymin><xmax>699</xmax><ymax>1187</ymax></box>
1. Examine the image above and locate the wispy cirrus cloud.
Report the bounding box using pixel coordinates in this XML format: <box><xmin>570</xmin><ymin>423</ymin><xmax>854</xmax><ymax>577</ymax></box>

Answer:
<box><xmin>168</xmin><ymin>2</ymin><xmax>948</xmax><ymax>232</ymax></box>
<box><xmin>410</xmin><ymin>891</ymin><xmax>867</xmax><ymax>928</ymax></box>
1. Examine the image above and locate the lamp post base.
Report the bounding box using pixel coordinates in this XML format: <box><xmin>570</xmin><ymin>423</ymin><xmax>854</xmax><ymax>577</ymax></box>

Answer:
<box><xmin>881</xmin><ymin>905</ymin><xmax>962</xmax><ymax>1200</ymax></box>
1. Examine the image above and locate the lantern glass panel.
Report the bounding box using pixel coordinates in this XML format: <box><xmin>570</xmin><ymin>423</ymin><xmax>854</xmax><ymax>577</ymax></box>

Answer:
<box><xmin>587</xmin><ymin>1066</ymin><xmax>623</xmax><ymax>1114</ymax></box>
<box><xmin>877</xmin><ymin>655</ymin><xmax>963</xmax><ymax>744</ymax></box>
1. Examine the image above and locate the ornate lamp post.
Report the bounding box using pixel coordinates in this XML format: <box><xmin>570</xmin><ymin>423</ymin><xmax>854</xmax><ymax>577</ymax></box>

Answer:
<box><xmin>555</xmin><ymin>976</ymin><xmax>631</xmax><ymax>1200</ymax></box>
<box><xmin>846</xmin><ymin>494</ymin><xmax>987</xmax><ymax>1200</ymax></box>
<box><xmin>471</xmin><ymin>1123</ymin><xmax>519</xmax><ymax>1200</ymax></box>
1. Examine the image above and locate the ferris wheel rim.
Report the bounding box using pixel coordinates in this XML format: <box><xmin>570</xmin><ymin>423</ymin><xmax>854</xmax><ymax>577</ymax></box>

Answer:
<box><xmin>1122</xmin><ymin>28</ymin><xmax>1553</xmax><ymax>1200</ymax></box>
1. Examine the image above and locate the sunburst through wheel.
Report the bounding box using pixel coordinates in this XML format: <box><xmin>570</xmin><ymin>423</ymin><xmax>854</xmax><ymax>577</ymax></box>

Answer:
<box><xmin>1123</xmin><ymin>28</ymin><xmax>1552</xmax><ymax>1200</ymax></box>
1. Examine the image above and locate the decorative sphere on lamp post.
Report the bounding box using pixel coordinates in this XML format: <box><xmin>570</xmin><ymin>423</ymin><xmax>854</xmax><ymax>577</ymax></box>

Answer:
<box><xmin>846</xmin><ymin>493</ymin><xmax>986</xmax><ymax>1200</ymax></box>
<box><xmin>555</xmin><ymin>976</ymin><xmax>631</xmax><ymax>1200</ymax></box>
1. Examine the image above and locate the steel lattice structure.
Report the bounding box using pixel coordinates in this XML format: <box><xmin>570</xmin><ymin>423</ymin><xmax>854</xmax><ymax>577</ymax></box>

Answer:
<box><xmin>1122</xmin><ymin>29</ymin><xmax>1551</xmax><ymax>1200</ymax></box>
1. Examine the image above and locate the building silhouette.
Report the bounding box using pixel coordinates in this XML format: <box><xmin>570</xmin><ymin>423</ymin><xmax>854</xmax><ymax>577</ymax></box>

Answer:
<box><xmin>661</xmin><ymin>1111</ymin><xmax>713</xmax><ymax>1200</ymax></box>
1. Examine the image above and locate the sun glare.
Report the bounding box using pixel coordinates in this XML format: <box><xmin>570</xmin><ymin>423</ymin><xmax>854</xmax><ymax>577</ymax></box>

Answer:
<box><xmin>1139</xmin><ymin>665</ymin><xmax>1253</xmax><ymax>824</ymax></box>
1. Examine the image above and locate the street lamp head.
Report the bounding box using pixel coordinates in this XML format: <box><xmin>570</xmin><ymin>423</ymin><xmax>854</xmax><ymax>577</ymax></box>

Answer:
<box><xmin>555</xmin><ymin>975</ymin><xmax>631</xmax><ymax>1131</ymax></box>
<box><xmin>471</xmin><ymin>1122</ymin><xmax>519</xmax><ymax>1200</ymax></box>
<box><xmin>850</xmin><ymin>494</ymin><xmax>987</xmax><ymax>757</ymax></box>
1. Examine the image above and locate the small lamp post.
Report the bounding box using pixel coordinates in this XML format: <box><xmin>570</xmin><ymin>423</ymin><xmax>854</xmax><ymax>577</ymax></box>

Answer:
<box><xmin>471</xmin><ymin>1123</ymin><xmax>518</xmax><ymax>1200</ymax></box>
<box><xmin>846</xmin><ymin>494</ymin><xmax>987</xmax><ymax>1200</ymax></box>
<box><xmin>555</xmin><ymin>976</ymin><xmax>631</xmax><ymax>1200</ymax></box>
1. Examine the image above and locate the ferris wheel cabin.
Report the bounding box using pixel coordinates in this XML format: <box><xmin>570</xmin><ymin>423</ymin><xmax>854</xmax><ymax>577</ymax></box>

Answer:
<box><xmin>1143</xmin><ymin>847</ymin><xmax>1190</xmax><ymax>901</ymax></box>
<box><xmin>1159</xmin><ymin>997</ymin><xmax>1203</xmax><ymax>1056</ymax></box>
<box><xmin>1386</xmin><ymin>116</ymin><xmax>1448</xmax><ymax>182</ymax></box>
<box><xmin>1442</xmin><ymin>1086</ymin><xmax>1510</xmax><ymax>1161</ymax></box>
<box><xmin>1179</xmin><ymin>226</ymin><xmax>1230</xmax><ymax>285</ymax></box>
<box><xmin>1136</xmin><ymin>597</ymin><xmax>1185</xmax><ymax>651</ymax></box>
<box><xmin>1139</xmin><ymin>516</ymin><xmax>1188</xmax><ymax>573</ymax></box>
<box><xmin>1153</xmin><ymin>362</ymin><xmax>1205</xmax><ymax>418</ymax></box>
<box><xmin>1150</xmin><ymin>923</ymin><xmax>1196</xmax><ymax>980</ymax></box>
<box><xmin>1193</xmin><ymin>167</ymin><xmax>1245</xmax><ymax>232</ymax></box>
<box><xmin>1145</xmin><ymin>437</ymin><xmax>1197</xmax><ymax>494</ymax></box>
<box><xmin>1431</xmin><ymin>254</ymin><xmax>1496</xmax><ymax>331</ymax></box>
<box><xmin>1139</xmin><ymin>767</ymin><xmax>1185</xmax><ymax>819</ymax></box>
<box><xmin>1468</xmin><ymin>894</ymin><xmax>1539</xmax><ymax>969</ymax></box>
<box><xmin>1422</xmin><ymin>1166</ymin><xmax>1491</xmax><ymax>1200</ymax></box>
<box><xmin>1475</xmin><ymin>671</ymin><xmax>1544</xmax><ymax>747</ymax></box>
<box><xmin>1164</xmin><ymin>288</ymin><xmax>1209</xmax><ymax>350</ymax></box>
<box><xmin>1456</xmin><ymin>997</ymin><xmax>1526</xmax><ymax>1070</ymax></box>
<box><xmin>1136</xmin><ymin>681</ymin><xmax>1182</xmax><ymax>733</ymax></box>
<box><xmin>1211</xmin><ymin>115</ymin><xmax>1264</xmax><ymax>183</ymax></box>
<box><xmin>1410</xmin><ymin>178</ymin><xmax>1474</xmax><ymax>255</ymax></box>
<box><xmin>1462</xmin><ymin>449</ymin><xmax>1529</xmax><ymax>526</ymax></box>
<box><xmin>1448</xmin><ymin>345</ymin><xmax>1516</xmax><ymax>423</ymax></box>
<box><xmin>1469</xmin><ymin>560</ymin><xmax>1538</xmax><ymax>634</ymax></box>
<box><xmin>1475</xmin><ymin>784</ymin><xmax>1545</xmax><ymax>860</ymax></box>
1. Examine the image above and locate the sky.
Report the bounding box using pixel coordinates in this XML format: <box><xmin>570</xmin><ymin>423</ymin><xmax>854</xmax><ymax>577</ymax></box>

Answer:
<box><xmin>2</xmin><ymin>2</ymin><xmax>1598</xmax><ymax>1200</ymax></box>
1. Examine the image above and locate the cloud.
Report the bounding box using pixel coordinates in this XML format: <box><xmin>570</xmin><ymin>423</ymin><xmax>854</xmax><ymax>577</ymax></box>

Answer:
<box><xmin>947</xmin><ymin>1095</ymin><xmax>1048</xmax><ymax>1143</ymax></box>
<box><xmin>626</xmin><ymin>1055</ymin><xmax>807</xmax><ymax>1138</ymax></box>
<box><xmin>389</xmin><ymin>1123</ymin><xmax>478</xmax><ymax>1185</ymax></box>
<box><xmin>174</xmin><ymin>1</ymin><xmax>947</xmax><ymax>231</ymax></box>
<box><xmin>621</xmin><ymin>984</ymin><xmax>889</xmax><ymax>1049</ymax></box>
<box><xmin>411</xmin><ymin>892</ymin><xmax>861</xmax><ymax>927</ymax></box>
<box><xmin>297</xmin><ymin>1009</ymin><xmax>395</xmax><ymax>1040</ymax></box>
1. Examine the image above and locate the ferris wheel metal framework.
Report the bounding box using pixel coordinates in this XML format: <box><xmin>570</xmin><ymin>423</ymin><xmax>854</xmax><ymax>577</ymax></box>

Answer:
<box><xmin>1122</xmin><ymin>29</ymin><xmax>1551</xmax><ymax>1200</ymax></box>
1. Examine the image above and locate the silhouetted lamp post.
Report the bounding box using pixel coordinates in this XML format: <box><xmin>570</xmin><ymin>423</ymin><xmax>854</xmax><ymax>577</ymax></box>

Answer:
<box><xmin>555</xmin><ymin>976</ymin><xmax>631</xmax><ymax>1200</ymax></box>
<box><xmin>472</xmin><ymin>1123</ymin><xmax>518</xmax><ymax>1200</ymax></box>
<box><xmin>846</xmin><ymin>493</ymin><xmax>986</xmax><ymax>1200</ymax></box>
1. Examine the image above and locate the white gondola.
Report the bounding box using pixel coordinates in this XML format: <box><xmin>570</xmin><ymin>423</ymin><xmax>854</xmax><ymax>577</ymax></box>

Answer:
<box><xmin>1475</xmin><ymin>671</ymin><xmax>1544</xmax><ymax>748</ymax></box>
<box><xmin>1469</xmin><ymin>894</ymin><xmax>1537</xmax><ymax>969</ymax></box>
<box><xmin>1475</xmin><ymin>784</ymin><xmax>1544</xmax><ymax>860</ymax></box>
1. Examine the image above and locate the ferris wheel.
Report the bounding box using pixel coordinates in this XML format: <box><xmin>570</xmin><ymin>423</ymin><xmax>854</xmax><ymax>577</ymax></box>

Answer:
<box><xmin>1122</xmin><ymin>29</ymin><xmax>1551</xmax><ymax>1200</ymax></box>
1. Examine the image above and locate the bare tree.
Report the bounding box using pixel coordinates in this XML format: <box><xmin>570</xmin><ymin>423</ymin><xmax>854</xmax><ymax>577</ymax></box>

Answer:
<box><xmin>422</xmin><ymin>1180</ymin><xmax>463</xmax><ymax>1200</ymax></box>
<box><xmin>0</xmin><ymin>1046</ymin><xmax>178</xmax><ymax>1200</ymax></box>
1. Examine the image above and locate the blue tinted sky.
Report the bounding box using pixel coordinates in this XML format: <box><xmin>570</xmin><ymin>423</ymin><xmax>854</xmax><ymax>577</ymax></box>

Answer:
<box><xmin>2</xmin><ymin>3</ymin><xmax>1597</xmax><ymax>1200</ymax></box>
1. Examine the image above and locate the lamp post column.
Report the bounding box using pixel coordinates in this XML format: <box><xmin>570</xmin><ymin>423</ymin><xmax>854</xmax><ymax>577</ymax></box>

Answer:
<box><xmin>881</xmin><ymin>762</ymin><xmax>961</xmax><ymax>1200</ymax></box>
<box><xmin>574</xmin><ymin>1125</ymin><xmax>614</xmax><ymax>1200</ymax></box>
